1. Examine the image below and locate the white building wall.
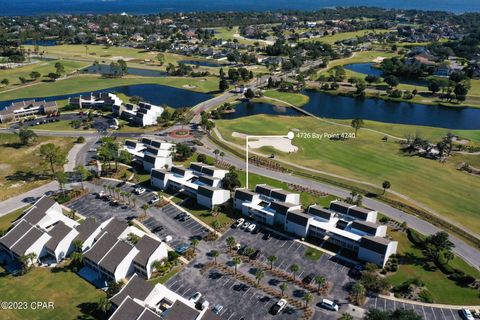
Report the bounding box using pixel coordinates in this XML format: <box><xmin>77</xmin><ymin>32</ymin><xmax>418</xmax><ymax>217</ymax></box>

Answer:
<box><xmin>113</xmin><ymin>247</ymin><xmax>139</xmax><ymax>282</ymax></box>
<box><xmin>285</xmin><ymin>194</ymin><xmax>301</xmax><ymax>205</ymax></box>
<box><xmin>285</xmin><ymin>221</ymin><xmax>310</xmax><ymax>238</ymax></box>
<box><xmin>357</xmin><ymin>241</ymin><xmax>397</xmax><ymax>267</ymax></box>
<box><xmin>27</xmin><ymin>233</ymin><xmax>51</xmax><ymax>262</ymax></box>
<box><xmin>146</xmin><ymin>242</ymin><xmax>169</xmax><ymax>279</ymax></box>
<box><xmin>54</xmin><ymin>229</ymin><xmax>79</xmax><ymax>262</ymax></box>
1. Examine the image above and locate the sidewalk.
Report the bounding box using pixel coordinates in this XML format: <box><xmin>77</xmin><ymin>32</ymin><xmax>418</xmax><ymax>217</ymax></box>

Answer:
<box><xmin>0</xmin><ymin>181</ymin><xmax>59</xmax><ymax>216</ymax></box>
<box><xmin>377</xmin><ymin>294</ymin><xmax>480</xmax><ymax>309</ymax></box>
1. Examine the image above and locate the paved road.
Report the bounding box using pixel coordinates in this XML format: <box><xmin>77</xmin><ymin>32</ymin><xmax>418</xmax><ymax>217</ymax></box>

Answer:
<box><xmin>0</xmin><ymin>181</ymin><xmax>59</xmax><ymax>216</ymax></box>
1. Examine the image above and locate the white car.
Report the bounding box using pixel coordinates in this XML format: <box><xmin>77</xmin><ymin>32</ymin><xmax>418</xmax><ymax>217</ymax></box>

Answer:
<box><xmin>212</xmin><ymin>304</ymin><xmax>224</xmax><ymax>315</ymax></box>
<box><xmin>241</xmin><ymin>222</ymin><xmax>251</xmax><ymax>229</ymax></box>
<box><xmin>320</xmin><ymin>299</ymin><xmax>339</xmax><ymax>312</ymax></box>
<box><xmin>270</xmin><ymin>298</ymin><xmax>287</xmax><ymax>315</ymax></box>
<box><xmin>247</xmin><ymin>223</ymin><xmax>256</xmax><ymax>232</ymax></box>
<box><xmin>164</xmin><ymin>235</ymin><xmax>173</xmax><ymax>243</ymax></box>
<box><xmin>233</xmin><ymin>218</ymin><xmax>244</xmax><ymax>228</ymax></box>
<box><xmin>460</xmin><ymin>308</ymin><xmax>474</xmax><ymax>320</ymax></box>
<box><xmin>149</xmin><ymin>195</ymin><xmax>160</xmax><ymax>204</ymax></box>
<box><xmin>189</xmin><ymin>292</ymin><xmax>202</xmax><ymax>303</ymax></box>
<box><xmin>135</xmin><ymin>187</ymin><xmax>146</xmax><ymax>195</ymax></box>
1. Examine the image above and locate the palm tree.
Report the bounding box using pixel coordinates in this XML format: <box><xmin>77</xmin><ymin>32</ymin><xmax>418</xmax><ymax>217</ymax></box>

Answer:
<box><xmin>70</xmin><ymin>251</ymin><xmax>84</xmax><ymax>268</ymax></box>
<box><xmin>314</xmin><ymin>275</ymin><xmax>326</xmax><ymax>293</ymax></box>
<box><xmin>444</xmin><ymin>250</ymin><xmax>454</xmax><ymax>264</ymax></box>
<box><xmin>140</xmin><ymin>204</ymin><xmax>149</xmax><ymax>218</ymax></box>
<box><xmin>151</xmin><ymin>259</ymin><xmax>164</xmax><ymax>274</ymax></box>
<box><xmin>290</xmin><ymin>264</ymin><xmax>300</xmax><ymax>280</ymax></box>
<box><xmin>245</xmin><ymin>247</ymin><xmax>255</xmax><ymax>259</ymax></box>
<box><xmin>279</xmin><ymin>282</ymin><xmax>288</xmax><ymax>297</ymax></box>
<box><xmin>131</xmin><ymin>196</ymin><xmax>137</xmax><ymax>208</ymax></box>
<box><xmin>303</xmin><ymin>292</ymin><xmax>313</xmax><ymax>308</ymax></box>
<box><xmin>72</xmin><ymin>240</ymin><xmax>84</xmax><ymax>253</ymax></box>
<box><xmin>232</xmin><ymin>256</ymin><xmax>241</xmax><ymax>274</ymax></box>
<box><xmin>382</xmin><ymin>180</ymin><xmax>391</xmax><ymax>195</ymax></box>
<box><xmin>211</xmin><ymin>220</ymin><xmax>220</xmax><ymax>231</ymax></box>
<box><xmin>191</xmin><ymin>239</ymin><xmax>200</xmax><ymax>252</ymax></box>
<box><xmin>211</xmin><ymin>250</ymin><xmax>219</xmax><ymax>264</ymax></box>
<box><xmin>350</xmin><ymin>282</ymin><xmax>366</xmax><ymax>305</ymax></box>
<box><xmin>255</xmin><ymin>269</ymin><xmax>265</xmax><ymax>286</ymax></box>
<box><xmin>267</xmin><ymin>255</ymin><xmax>278</xmax><ymax>270</ymax></box>
<box><xmin>226</xmin><ymin>236</ymin><xmax>236</xmax><ymax>251</ymax></box>
<box><xmin>96</xmin><ymin>297</ymin><xmax>111</xmax><ymax>314</ymax></box>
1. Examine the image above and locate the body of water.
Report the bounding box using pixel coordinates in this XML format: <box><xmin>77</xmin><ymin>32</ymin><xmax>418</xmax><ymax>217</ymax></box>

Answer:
<box><xmin>344</xmin><ymin>62</ymin><xmax>427</xmax><ymax>87</ymax></box>
<box><xmin>3</xmin><ymin>0</ymin><xmax>479</xmax><ymax>16</ymax></box>
<box><xmin>180</xmin><ymin>60</ymin><xmax>225</xmax><ymax>68</ymax></box>
<box><xmin>82</xmin><ymin>64</ymin><xmax>167</xmax><ymax>77</ymax></box>
<box><xmin>0</xmin><ymin>84</ymin><xmax>212</xmax><ymax>109</ymax></box>
<box><xmin>224</xmin><ymin>91</ymin><xmax>480</xmax><ymax>129</ymax></box>
<box><xmin>23</xmin><ymin>39</ymin><xmax>58</xmax><ymax>46</ymax></box>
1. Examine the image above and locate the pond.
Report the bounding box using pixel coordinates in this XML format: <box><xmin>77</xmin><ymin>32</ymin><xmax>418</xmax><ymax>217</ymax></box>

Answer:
<box><xmin>81</xmin><ymin>64</ymin><xmax>167</xmax><ymax>77</ymax></box>
<box><xmin>223</xmin><ymin>91</ymin><xmax>480</xmax><ymax>130</ymax></box>
<box><xmin>23</xmin><ymin>39</ymin><xmax>58</xmax><ymax>46</ymax></box>
<box><xmin>344</xmin><ymin>62</ymin><xmax>427</xmax><ymax>87</ymax></box>
<box><xmin>0</xmin><ymin>84</ymin><xmax>213</xmax><ymax>109</ymax></box>
<box><xmin>180</xmin><ymin>60</ymin><xmax>225</xmax><ymax>67</ymax></box>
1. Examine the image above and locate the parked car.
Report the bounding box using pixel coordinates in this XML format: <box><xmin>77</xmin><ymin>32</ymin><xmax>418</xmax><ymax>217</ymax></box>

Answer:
<box><xmin>175</xmin><ymin>213</ymin><xmax>186</xmax><ymax>219</ymax></box>
<box><xmin>196</xmin><ymin>297</ymin><xmax>209</xmax><ymax>311</ymax></box>
<box><xmin>241</xmin><ymin>222</ymin><xmax>251</xmax><ymax>229</ymax></box>
<box><xmin>134</xmin><ymin>187</ymin><xmax>146</xmax><ymax>194</ymax></box>
<box><xmin>212</xmin><ymin>304</ymin><xmax>224</xmax><ymax>315</ymax></box>
<box><xmin>97</xmin><ymin>191</ymin><xmax>106</xmax><ymax>199</ymax></box>
<box><xmin>164</xmin><ymin>235</ymin><xmax>173</xmax><ymax>243</ymax></box>
<box><xmin>110</xmin><ymin>200</ymin><xmax>119</xmax><ymax>207</ymax></box>
<box><xmin>302</xmin><ymin>273</ymin><xmax>316</xmax><ymax>285</ymax></box>
<box><xmin>250</xmin><ymin>249</ymin><xmax>261</xmax><ymax>260</ymax></box>
<box><xmin>238</xmin><ymin>245</ymin><xmax>248</xmax><ymax>255</ymax></box>
<box><xmin>233</xmin><ymin>218</ymin><xmax>244</xmax><ymax>228</ymax></box>
<box><xmin>270</xmin><ymin>299</ymin><xmax>287</xmax><ymax>315</ymax></box>
<box><xmin>320</xmin><ymin>299</ymin><xmax>339</xmax><ymax>312</ymax></box>
<box><xmin>252</xmin><ymin>225</ymin><xmax>260</xmax><ymax>234</ymax></box>
<box><xmin>180</xmin><ymin>214</ymin><xmax>191</xmax><ymax>222</ymax></box>
<box><xmin>460</xmin><ymin>308</ymin><xmax>474</xmax><ymax>320</ymax></box>
<box><xmin>175</xmin><ymin>243</ymin><xmax>190</xmax><ymax>254</ymax></box>
<box><xmin>263</xmin><ymin>233</ymin><xmax>271</xmax><ymax>240</ymax></box>
<box><xmin>189</xmin><ymin>292</ymin><xmax>202</xmax><ymax>303</ymax></box>
<box><xmin>247</xmin><ymin>223</ymin><xmax>256</xmax><ymax>232</ymax></box>
<box><xmin>149</xmin><ymin>195</ymin><xmax>160</xmax><ymax>204</ymax></box>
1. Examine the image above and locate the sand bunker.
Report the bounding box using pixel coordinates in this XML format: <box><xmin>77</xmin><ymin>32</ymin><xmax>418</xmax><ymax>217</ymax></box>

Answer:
<box><xmin>182</xmin><ymin>84</ymin><xmax>197</xmax><ymax>89</ymax></box>
<box><xmin>372</xmin><ymin>56</ymin><xmax>386</xmax><ymax>63</ymax></box>
<box><xmin>232</xmin><ymin>132</ymin><xmax>298</xmax><ymax>153</ymax></box>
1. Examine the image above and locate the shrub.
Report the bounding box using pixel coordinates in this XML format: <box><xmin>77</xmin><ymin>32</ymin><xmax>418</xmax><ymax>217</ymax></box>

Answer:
<box><xmin>406</xmin><ymin>228</ymin><xmax>425</xmax><ymax>248</ymax></box>
<box><xmin>203</xmin><ymin>232</ymin><xmax>219</xmax><ymax>241</ymax></box>
<box><xmin>435</xmin><ymin>252</ymin><xmax>455</xmax><ymax>274</ymax></box>
<box><xmin>418</xmin><ymin>289</ymin><xmax>434</xmax><ymax>303</ymax></box>
<box><xmin>76</xmin><ymin>136</ymin><xmax>86</xmax><ymax>143</ymax></box>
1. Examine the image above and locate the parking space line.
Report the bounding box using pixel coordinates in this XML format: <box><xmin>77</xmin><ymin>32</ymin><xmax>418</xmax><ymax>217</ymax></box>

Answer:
<box><xmin>226</xmin><ymin>312</ymin><xmax>236</xmax><ymax>320</ymax></box>
<box><xmin>222</xmin><ymin>278</ymin><xmax>231</xmax><ymax>286</ymax></box>
<box><xmin>229</xmin><ymin>281</ymin><xmax>238</xmax><ymax>289</ymax></box>
<box><xmin>242</xmin><ymin>288</ymin><xmax>251</xmax><ymax>297</ymax></box>
<box><xmin>384</xmin><ymin>298</ymin><xmax>386</xmax><ymax>311</ymax></box>
<box><xmin>286</xmin><ymin>242</ymin><xmax>295</xmax><ymax>251</ymax></box>
<box><xmin>182</xmin><ymin>288</ymin><xmax>192</xmax><ymax>297</ymax></box>
<box><xmin>249</xmin><ymin>293</ymin><xmax>257</xmax><ymax>301</ymax></box>
<box><xmin>431</xmin><ymin>307</ymin><xmax>438</xmax><ymax>320</ymax></box>
<box><xmin>449</xmin><ymin>309</ymin><xmax>456</xmax><ymax>319</ymax></box>
<box><xmin>297</xmin><ymin>271</ymin><xmax>304</xmax><ymax>279</ymax></box>
<box><xmin>422</xmin><ymin>305</ymin><xmax>427</xmax><ymax>320</ymax></box>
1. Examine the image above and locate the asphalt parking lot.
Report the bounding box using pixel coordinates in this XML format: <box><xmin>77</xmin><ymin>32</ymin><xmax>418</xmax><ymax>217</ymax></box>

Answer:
<box><xmin>364</xmin><ymin>296</ymin><xmax>465</xmax><ymax>320</ymax></box>
<box><xmin>165</xmin><ymin>266</ymin><xmax>302</xmax><ymax>320</ymax></box>
<box><xmin>219</xmin><ymin>228</ymin><xmax>352</xmax><ymax>302</ymax></box>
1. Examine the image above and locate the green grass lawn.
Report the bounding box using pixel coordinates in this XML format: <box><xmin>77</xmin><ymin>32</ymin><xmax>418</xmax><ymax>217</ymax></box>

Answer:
<box><xmin>33</xmin><ymin>120</ymin><xmax>95</xmax><ymax>132</ymax></box>
<box><xmin>263</xmin><ymin>90</ymin><xmax>310</xmax><ymax>107</ymax></box>
<box><xmin>387</xmin><ymin>230</ymin><xmax>480</xmax><ymax>305</ymax></box>
<box><xmin>0</xmin><ymin>133</ymin><xmax>74</xmax><ymax>201</ymax></box>
<box><xmin>304</xmin><ymin>247</ymin><xmax>323</xmax><ymax>260</ymax></box>
<box><xmin>0</xmin><ymin>206</ymin><xmax>29</xmax><ymax>231</ymax></box>
<box><xmin>148</xmin><ymin>266</ymin><xmax>182</xmax><ymax>285</ymax></box>
<box><xmin>303</xmin><ymin>30</ymin><xmax>391</xmax><ymax>45</ymax></box>
<box><xmin>0</xmin><ymin>266</ymin><xmax>105</xmax><ymax>320</ymax></box>
<box><xmin>215</xmin><ymin>115</ymin><xmax>480</xmax><ymax>234</ymax></box>
<box><xmin>0</xmin><ymin>75</ymin><xmax>219</xmax><ymax>102</ymax></box>
<box><xmin>0</xmin><ymin>59</ymin><xmax>89</xmax><ymax>89</ymax></box>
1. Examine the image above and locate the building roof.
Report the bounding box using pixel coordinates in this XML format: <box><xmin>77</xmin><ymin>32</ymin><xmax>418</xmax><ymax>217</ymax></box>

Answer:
<box><xmin>171</xmin><ymin>166</ymin><xmax>186</xmax><ymax>176</ymax></box>
<box><xmin>110</xmin><ymin>297</ymin><xmax>146</xmax><ymax>320</ymax></box>
<box><xmin>360</xmin><ymin>236</ymin><xmax>391</xmax><ymax>254</ymax></box>
<box><xmin>134</xmin><ymin>236</ymin><xmax>162</xmax><ymax>267</ymax></box>
<box><xmin>0</xmin><ymin>220</ymin><xmax>33</xmax><ymax>249</ymax></box>
<box><xmin>198</xmin><ymin>175</ymin><xmax>217</xmax><ymax>187</ymax></box>
<box><xmin>197</xmin><ymin>185</ymin><xmax>221</xmax><ymax>198</ymax></box>
<box><xmin>22</xmin><ymin>196</ymin><xmax>57</xmax><ymax>225</ymax></box>
<box><xmin>350</xmin><ymin>220</ymin><xmax>381</xmax><ymax>235</ymax></box>
<box><xmin>255</xmin><ymin>184</ymin><xmax>280</xmax><ymax>197</ymax></box>
<box><xmin>201</xmin><ymin>310</ymin><xmax>221</xmax><ymax>320</ymax></box>
<box><xmin>138</xmin><ymin>309</ymin><xmax>162</xmax><ymax>320</ymax></box>
<box><xmin>10</xmin><ymin>226</ymin><xmax>46</xmax><ymax>256</ymax></box>
<box><xmin>286</xmin><ymin>210</ymin><xmax>311</xmax><ymax>226</ymax></box>
<box><xmin>74</xmin><ymin>218</ymin><xmax>100</xmax><ymax>243</ymax></box>
<box><xmin>347</xmin><ymin>206</ymin><xmax>375</xmax><ymax>220</ymax></box>
<box><xmin>151</xmin><ymin>169</ymin><xmax>169</xmax><ymax>180</ymax></box>
<box><xmin>100</xmin><ymin>219</ymin><xmax>128</xmax><ymax>239</ymax></box>
<box><xmin>165</xmin><ymin>300</ymin><xmax>199</xmax><ymax>320</ymax></box>
<box><xmin>329</xmin><ymin>201</ymin><xmax>353</xmax><ymax>215</ymax></box>
<box><xmin>45</xmin><ymin>221</ymin><xmax>73</xmax><ymax>252</ymax></box>
<box><xmin>99</xmin><ymin>240</ymin><xmax>133</xmax><ymax>274</ymax></box>
<box><xmin>234</xmin><ymin>189</ymin><xmax>257</xmax><ymax>202</ymax></box>
<box><xmin>270</xmin><ymin>189</ymin><xmax>294</xmax><ymax>202</ymax></box>
<box><xmin>308</xmin><ymin>205</ymin><xmax>334</xmax><ymax>221</ymax></box>
<box><xmin>110</xmin><ymin>274</ymin><xmax>154</xmax><ymax>307</ymax></box>
<box><xmin>270</xmin><ymin>201</ymin><xmax>297</xmax><ymax>215</ymax></box>
<box><xmin>85</xmin><ymin>232</ymin><xmax>119</xmax><ymax>264</ymax></box>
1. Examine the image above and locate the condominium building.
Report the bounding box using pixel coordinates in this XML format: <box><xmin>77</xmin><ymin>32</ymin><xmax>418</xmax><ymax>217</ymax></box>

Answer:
<box><xmin>113</xmin><ymin>102</ymin><xmax>164</xmax><ymax>127</ymax></box>
<box><xmin>123</xmin><ymin>138</ymin><xmax>174</xmax><ymax>172</ymax></box>
<box><xmin>68</xmin><ymin>92</ymin><xmax>123</xmax><ymax>109</ymax></box>
<box><xmin>0</xmin><ymin>99</ymin><xmax>57</xmax><ymax>123</ymax></box>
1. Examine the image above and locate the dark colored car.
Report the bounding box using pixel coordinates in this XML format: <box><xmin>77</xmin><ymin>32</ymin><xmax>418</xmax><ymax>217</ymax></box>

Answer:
<box><xmin>263</xmin><ymin>233</ymin><xmax>271</xmax><ymax>240</ymax></box>
<box><xmin>302</xmin><ymin>273</ymin><xmax>316</xmax><ymax>285</ymax></box>
<box><xmin>251</xmin><ymin>249</ymin><xmax>261</xmax><ymax>260</ymax></box>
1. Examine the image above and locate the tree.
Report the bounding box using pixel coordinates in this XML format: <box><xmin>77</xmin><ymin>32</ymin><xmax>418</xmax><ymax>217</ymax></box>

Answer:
<box><xmin>213</xmin><ymin>149</ymin><xmax>220</xmax><ymax>160</ymax></box>
<box><xmin>339</xmin><ymin>313</ymin><xmax>354</xmax><ymax>320</ymax></box>
<box><xmin>106</xmin><ymin>280</ymin><xmax>123</xmax><ymax>298</ymax></box>
<box><xmin>267</xmin><ymin>255</ymin><xmax>278</xmax><ymax>270</ymax></box>
<box><xmin>1</xmin><ymin>78</ymin><xmax>9</xmax><ymax>86</ymax></box>
<box><xmin>232</xmin><ymin>256</ymin><xmax>241</xmax><ymax>274</ymax></box>
<box><xmin>221</xmin><ymin>167</ymin><xmax>241</xmax><ymax>191</ymax></box>
<box><xmin>174</xmin><ymin>143</ymin><xmax>193</xmax><ymax>161</ymax></box>
<box><xmin>350</xmin><ymin>282</ymin><xmax>366</xmax><ymax>305</ymax></box>
<box><xmin>47</xmin><ymin>72</ymin><xmax>60</xmax><ymax>81</ymax></box>
<box><xmin>364</xmin><ymin>309</ymin><xmax>389</xmax><ymax>320</ymax></box>
<box><xmin>351</xmin><ymin>118</ymin><xmax>364</xmax><ymax>135</ymax></box>
<box><xmin>74</xmin><ymin>165</ymin><xmax>91</xmax><ymax>189</ymax></box>
<box><xmin>127</xmin><ymin>233</ymin><xmax>141</xmax><ymax>245</ymax></box>
<box><xmin>314</xmin><ymin>275</ymin><xmax>326</xmax><ymax>292</ymax></box>
<box><xmin>244</xmin><ymin>88</ymin><xmax>255</xmax><ymax>100</ymax></box>
<box><xmin>428</xmin><ymin>79</ymin><xmax>441</xmax><ymax>95</ymax></box>
<box><xmin>255</xmin><ymin>269</ymin><xmax>265</xmax><ymax>286</ymax></box>
<box><xmin>197</xmin><ymin>154</ymin><xmax>207</xmax><ymax>163</ymax></box>
<box><xmin>30</xmin><ymin>71</ymin><xmax>41</xmax><ymax>80</ymax></box>
<box><xmin>20</xmin><ymin>252</ymin><xmax>37</xmax><ymax>274</ymax></box>
<box><xmin>211</xmin><ymin>219</ymin><xmax>220</xmax><ymax>231</ymax></box>
<box><xmin>17</xmin><ymin>128</ymin><xmax>37</xmax><ymax>145</ymax></box>
<box><xmin>303</xmin><ymin>292</ymin><xmax>313</xmax><ymax>308</ymax></box>
<box><xmin>290</xmin><ymin>264</ymin><xmax>300</xmax><ymax>280</ymax></box>
<box><xmin>96</xmin><ymin>297</ymin><xmax>111</xmax><ymax>314</ymax></box>
<box><xmin>226</xmin><ymin>236</ymin><xmax>236</xmax><ymax>251</ymax></box>
<box><xmin>219</xmin><ymin>79</ymin><xmax>229</xmax><ymax>92</ymax></box>
<box><xmin>382</xmin><ymin>181</ymin><xmax>391</xmax><ymax>195</ymax></box>
<box><xmin>140</xmin><ymin>204</ymin><xmax>149</xmax><ymax>218</ymax></box>
<box><xmin>156</xmin><ymin>53</ymin><xmax>165</xmax><ymax>66</ymax></box>
<box><xmin>191</xmin><ymin>238</ymin><xmax>200</xmax><ymax>252</ymax></box>
<box><xmin>384</xmin><ymin>75</ymin><xmax>399</xmax><ymax>88</ymax></box>
<box><xmin>424</xmin><ymin>231</ymin><xmax>454</xmax><ymax>260</ymax></box>
<box><xmin>211</xmin><ymin>250</ymin><xmax>219</xmax><ymax>264</ymax></box>
<box><xmin>56</xmin><ymin>172</ymin><xmax>68</xmax><ymax>196</ymax></box>
<box><xmin>280</xmin><ymin>282</ymin><xmax>288</xmax><ymax>297</ymax></box>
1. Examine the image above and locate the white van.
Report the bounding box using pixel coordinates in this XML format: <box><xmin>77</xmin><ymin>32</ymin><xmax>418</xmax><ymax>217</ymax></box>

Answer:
<box><xmin>320</xmin><ymin>299</ymin><xmax>339</xmax><ymax>311</ymax></box>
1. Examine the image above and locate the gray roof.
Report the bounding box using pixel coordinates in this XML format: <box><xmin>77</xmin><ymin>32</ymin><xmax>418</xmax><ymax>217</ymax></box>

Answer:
<box><xmin>351</xmin><ymin>221</ymin><xmax>381</xmax><ymax>235</ymax></box>
<box><xmin>360</xmin><ymin>236</ymin><xmax>391</xmax><ymax>254</ymax></box>
<box><xmin>199</xmin><ymin>175</ymin><xmax>217</xmax><ymax>186</ymax></box>
<box><xmin>347</xmin><ymin>206</ymin><xmax>375</xmax><ymax>220</ymax></box>
<box><xmin>201</xmin><ymin>310</ymin><xmax>221</xmax><ymax>320</ymax></box>
<box><xmin>234</xmin><ymin>189</ymin><xmax>256</xmax><ymax>202</ymax></box>
<box><xmin>85</xmin><ymin>232</ymin><xmax>119</xmax><ymax>264</ymax></box>
<box><xmin>74</xmin><ymin>218</ymin><xmax>100</xmax><ymax>243</ymax></box>
<box><xmin>0</xmin><ymin>220</ymin><xmax>33</xmax><ymax>249</ymax></box>
<box><xmin>10</xmin><ymin>226</ymin><xmax>46</xmax><ymax>257</ymax></box>
<box><xmin>165</xmin><ymin>300</ymin><xmax>199</xmax><ymax>320</ymax></box>
<box><xmin>197</xmin><ymin>185</ymin><xmax>222</xmax><ymax>198</ymax></box>
<box><xmin>110</xmin><ymin>297</ymin><xmax>145</xmax><ymax>320</ymax></box>
<box><xmin>255</xmin><ymin>184</ymin><xmax>280</xmax><ymax>197</ymax></box>
<box><xmin>286</xmin><ymin>210</ymin><xmax>311</xmax><ymax>226</ymax></box>
<box><xmin>171</xmin><ymin>166</ymin><xmax>186</xmax><ymax>176</ymax></box>
<box><xmin>110</xmin><ymin>274</ymin><xmax>154</xmax><ymax>307</ymax></box>
<box><xmin>270</xmin><ymin>189</ymin><xmax>293</xmax><ymax>202</ymax></box>
<box><xmin>329</xmin><ymin>201</ymin><xmax>353</xmax><ymax>215</ymax></box>
<box><xmin>270</xmin><ymin>201</ymin><xmax>297</xmax><ymax>215</ymax></box>
<box><xmin>99</xmin><ymin>240</ymin><xmax>133</xmax><ymax>274</ymax></box>
<box><xmin>308</xmin><ymin>205</ymin><xmax>333</xmax><ymax>221</ymax></box>
<box><xmin>45</xmin><ymin>222</ymin><xmax>73</xmax><ymax>252</ymax></box>
<box><xmin>133</xmin><ymin>236</ymin><xmax>162</xmax><ymax>267</ymax></box>
<box><xmin>138</xmin><ymin>309</ymin><xmax>162</xmax><ymax>320</ymax></box>
<box><xmin>22</xmin><ymin>196</ymin><xmax>57</xmax><ymax>225</ymax></box>
<box><xmin>100</xmin><ymin>219</ymin><xmax>128</xmax><ymax>239</ymax></box>
<box><xmin>151</xmin><ymin>169</ymin><xmax>168</xmax><ymax>180</ymax></box>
